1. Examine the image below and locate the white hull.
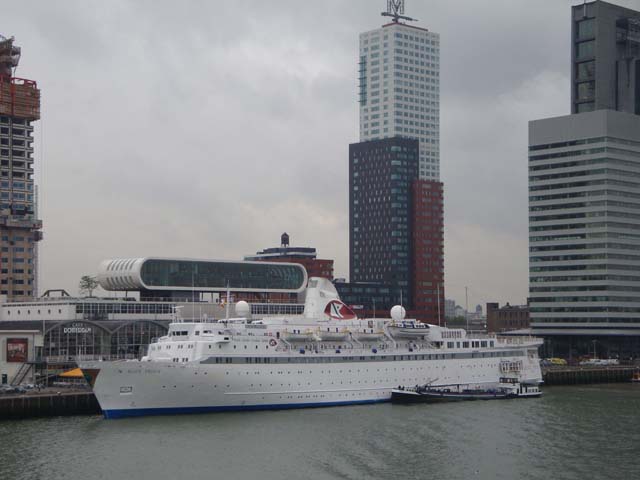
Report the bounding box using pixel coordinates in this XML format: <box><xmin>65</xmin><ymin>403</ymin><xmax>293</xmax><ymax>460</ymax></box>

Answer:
<box><xmin>81</xmin><ymin>349</ymin><xmax>542</xmax><ymax>418</ymax></box>
<box><xmin>79</xmin><ymin>278</ymin><xmax>543</xmax><ymax>419</ymax></box>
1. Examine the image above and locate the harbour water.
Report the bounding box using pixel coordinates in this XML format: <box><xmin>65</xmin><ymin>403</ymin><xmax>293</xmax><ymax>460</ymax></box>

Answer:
<box><xmin>1</xmin><ymin>385</ymin><xmax>638</xmax><ymax>480</ymax></box>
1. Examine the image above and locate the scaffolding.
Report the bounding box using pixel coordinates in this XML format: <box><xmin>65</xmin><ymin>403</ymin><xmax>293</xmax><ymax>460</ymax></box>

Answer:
<box><xmin>0</xmin><ymin>35</ymin><xmax>40</xmax><ymax>121</ymax></box>
<box><xmin>0</xmin><ymin>34</ymin><xmax>42</xmax><ymax>301</ymax></box>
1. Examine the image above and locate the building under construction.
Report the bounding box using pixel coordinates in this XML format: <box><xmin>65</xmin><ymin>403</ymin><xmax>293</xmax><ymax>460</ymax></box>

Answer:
<box><xmin>0</xmin><ymin>35</ymin><xmax>42</xmax><ymax>301</ymax></box>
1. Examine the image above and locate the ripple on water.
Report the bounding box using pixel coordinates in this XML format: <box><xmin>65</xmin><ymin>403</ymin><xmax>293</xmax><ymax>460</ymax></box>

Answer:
<box><xmin>1</xmin><ymin>386</ymin><xmax>639</xmax><ymax>480</ymax></box>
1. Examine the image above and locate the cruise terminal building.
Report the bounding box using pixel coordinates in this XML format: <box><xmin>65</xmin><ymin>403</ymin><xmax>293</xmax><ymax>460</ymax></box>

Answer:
<box><xmin>0</xmin><ymin>257</ymin><xmax>308</xmax><ymax>384</ymax></box>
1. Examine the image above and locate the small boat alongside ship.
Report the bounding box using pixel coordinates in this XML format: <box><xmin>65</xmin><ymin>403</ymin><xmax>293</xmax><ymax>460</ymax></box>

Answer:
<box><xmin>391</xmin><ymin>377</ymin><xmax>541</xmax><ymax>404</ymax></box>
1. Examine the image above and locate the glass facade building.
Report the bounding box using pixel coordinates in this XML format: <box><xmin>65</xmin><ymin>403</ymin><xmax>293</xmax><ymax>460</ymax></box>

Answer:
<box><xmin>349</xmin><ymin>137</ymin><xmax>419</xmax><ymax>309</ymax></box>
<box><xmin>571</xmin><ymin>1</ymin><xmax>640</xmax><ymax>115</ymax></box>
<box><xmin>97</xmin><ymin>258</ymin><xmax>308</xmax><ymax>298</ymax></box>
<box><xmin>359</xmin><ymin>19</ymin><xmax>440</xmax><ymax>180</ymax></box>
<box><xmin>140</xmin><ymin>259</ymin><xmax>306</xmax><ymax>292</ymax></box>
<box><xmin>528</xmin><ymin>109</ymin><xmax>640</xmax><ymax>357</ymax></box>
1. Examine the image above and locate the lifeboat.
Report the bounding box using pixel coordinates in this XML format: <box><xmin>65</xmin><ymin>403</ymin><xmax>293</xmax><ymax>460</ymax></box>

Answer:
<box><xmin>282</xmin><ymin>329</ymin><xmax>314</xmax><ymax>342</ymax></box>
<box><xmin>317</xmin><ymin>327</ymin><xmax>350</xmax><ymax>341</ymax></box>
<box><xmin>387</xmin><ymin>322</ymin><xmax>430</xmax><ymax>338</ymax></box>
<box><xmin>353</xmin><ymin>329</ymin><xmax>385</xmax><ymax>341</ymax></box>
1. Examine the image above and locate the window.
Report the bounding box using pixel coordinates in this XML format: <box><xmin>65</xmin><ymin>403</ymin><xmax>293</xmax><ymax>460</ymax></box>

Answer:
<box><xmin>575</xmin><ymin>102</ymin><xmax>595</xmax><ymax>113</ymax></box>
<box><xmin>577</xmin><ymin>81</ymin><xmax>595</xmax><ymax>101</ymax></box>
<box><xmin>577</xmin><ymin>18</ymin><xmax>594</xmax><ymax>39</ymax></box>
<box><xmin>576</xmin><ymin>61</ymin><xmax>595</xmax><ymax>81</ymax></box>
<box><xmin>576</xmin><ymin>40</ymin><xmax>594</xmax><ymax>59</ymax></box>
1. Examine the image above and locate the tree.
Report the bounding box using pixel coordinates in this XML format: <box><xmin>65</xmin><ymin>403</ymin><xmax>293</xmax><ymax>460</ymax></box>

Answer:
<box><xmin>79</xmin><ymin>275</ymin><xmax>99</xmax><ymax>297</ymax></box>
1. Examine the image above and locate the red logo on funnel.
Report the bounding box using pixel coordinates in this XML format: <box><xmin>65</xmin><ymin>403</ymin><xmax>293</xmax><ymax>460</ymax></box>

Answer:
<box><xmin>324</xmin><ymin>300</ymin><xmax>357</xmax><ymax>320</ymax></box>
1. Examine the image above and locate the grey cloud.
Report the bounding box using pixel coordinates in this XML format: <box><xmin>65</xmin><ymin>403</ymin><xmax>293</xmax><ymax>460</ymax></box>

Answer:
<box><xmin>6</xmin><ymin>0</ymin><xmax>637</xmax><ymax>308</ymax></box>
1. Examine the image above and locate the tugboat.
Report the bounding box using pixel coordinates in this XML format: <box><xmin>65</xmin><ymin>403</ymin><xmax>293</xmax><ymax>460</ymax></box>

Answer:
<box><xmin>497</xmin><ymin>377</ymin><xmax>542</xmax><ymax>398</ymax></box>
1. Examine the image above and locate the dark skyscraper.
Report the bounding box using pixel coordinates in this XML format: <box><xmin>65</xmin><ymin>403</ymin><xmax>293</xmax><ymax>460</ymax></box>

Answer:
<box><xmin>348</xmin><ymin>136</ymin><xmax>444</xmax><ymax>321</ymax></box>
<box><xmin>571</xmin><ymin>1</ymin><xmax>640</xmax><ymax>114</ymax></box>
<box><xmin>349</xmin><ymin>137</ymin><xmax>419</xmax><ymax>308</ymax></box>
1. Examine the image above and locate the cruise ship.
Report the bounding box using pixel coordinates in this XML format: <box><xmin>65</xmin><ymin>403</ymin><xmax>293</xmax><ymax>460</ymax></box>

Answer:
<box><xmin>79</xmin><ymin>278</ymin><xmax>543</xmax><ymax>418</ymax></box>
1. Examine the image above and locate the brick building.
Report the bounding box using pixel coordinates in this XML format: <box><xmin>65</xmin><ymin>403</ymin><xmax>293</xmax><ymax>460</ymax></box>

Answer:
<box><xmin>245</xmin><ymin>233</ymin><xmax>334</xmax><ymax>281</ymax></box>
<box><xmin>486</xmin><ymin>302</ymin><xmax>530</xmax><ymax>333</ymax></box>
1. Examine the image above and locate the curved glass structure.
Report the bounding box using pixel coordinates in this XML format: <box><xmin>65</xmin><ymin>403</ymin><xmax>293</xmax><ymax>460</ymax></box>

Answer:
<box><xmin>140</xmin><ymin>259</ymin><xmax>306</xmax><ymax>292</ymax></box>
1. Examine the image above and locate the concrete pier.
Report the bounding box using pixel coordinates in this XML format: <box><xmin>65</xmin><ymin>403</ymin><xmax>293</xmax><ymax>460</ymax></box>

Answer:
<box><xmin>542</xmin><ymin>366</ymin><xmax>637</xmax><ymax>385</ymax></box>
<box><xmin>0</xmin><ymin>391</ymin><xmax>100</xmax><ymax>419</ymax></box>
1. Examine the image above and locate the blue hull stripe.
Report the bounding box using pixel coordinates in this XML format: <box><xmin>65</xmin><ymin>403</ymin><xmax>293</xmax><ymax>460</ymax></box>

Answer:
<box><xmin>103</xmin><ymin>398</ymin><xmax>388</xmax><ymax>419</ymax></box>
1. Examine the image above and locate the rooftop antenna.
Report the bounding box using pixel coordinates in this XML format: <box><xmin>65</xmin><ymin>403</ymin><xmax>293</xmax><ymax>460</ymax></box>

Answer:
<box><xmin>381</xmin><ymin>0</ymin><xmax>417</xmax><ymax>24</ymax></box>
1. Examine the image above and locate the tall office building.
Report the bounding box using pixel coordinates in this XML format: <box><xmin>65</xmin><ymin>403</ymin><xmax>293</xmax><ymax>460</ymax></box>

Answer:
<box><xmin>348</xmin><ymin>136</ymin><xmax>444</xmax><ymax>322</ymax></box>
<box><xmin>358</xmin><ymin>1</ymin><xmax>440</xmax><ymax>180</ymax></box>
<box><xmin>411</xmin><ymin>179</ymin><xmax>444</xmax><ymax>320</ymax></box>
<box><xmin>0</xmin><ymin>35</ymin><xmax>42</xmax><ymax>301</ymax></box>
<box><xmin>571</xmin><ymin>1</ymin><xmax>640</xmax><ymax>114</ymax></box>
<box><xmin>349</xmin><ymin>137</ymin><xmax>419</xmax><ymax>307</ymax></box>
<box><xmin>529</xmin><ymin>1</ymin><xmax>640</xmax><ymax>357</ymax></box>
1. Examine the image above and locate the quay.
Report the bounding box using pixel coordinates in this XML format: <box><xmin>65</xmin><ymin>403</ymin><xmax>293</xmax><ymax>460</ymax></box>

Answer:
<box><xmin>0</xmin><ymin>390</ymin><xmax>100</xmax><ymax>419</ymax></box>
<box><xmin>542</xmin><ymin>365</ymin><xmax>637</xmax><ymax>385</ymax></box>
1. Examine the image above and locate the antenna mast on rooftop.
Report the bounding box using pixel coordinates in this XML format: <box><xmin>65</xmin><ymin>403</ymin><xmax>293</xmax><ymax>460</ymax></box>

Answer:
<box><xmin>381</xmin><ymin>0</ymin><xmax>417</xmax><ymax>24</ymax></box>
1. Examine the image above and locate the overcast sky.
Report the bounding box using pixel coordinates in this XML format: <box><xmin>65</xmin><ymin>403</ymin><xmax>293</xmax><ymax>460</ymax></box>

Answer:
<box><xmin>4</xmin><ymin>0</ymin><xmax>638</xmax><ymax>309</ymax></box>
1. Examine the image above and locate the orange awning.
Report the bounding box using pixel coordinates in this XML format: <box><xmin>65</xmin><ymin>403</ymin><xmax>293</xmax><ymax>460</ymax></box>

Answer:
<box><xmin>59</xmin><ymin>368</ymin><xmax>85</xmax><ymax>378</ymax></box>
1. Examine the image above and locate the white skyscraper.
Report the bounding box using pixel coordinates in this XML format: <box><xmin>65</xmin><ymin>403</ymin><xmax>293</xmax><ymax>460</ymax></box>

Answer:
<box><xmin>358</xmin><ymin>3</ymin><xmax>440</xmax><ymax>179</ymax></box>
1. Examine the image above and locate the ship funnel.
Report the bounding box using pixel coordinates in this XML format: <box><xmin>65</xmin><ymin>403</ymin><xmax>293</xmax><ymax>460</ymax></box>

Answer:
<box><xmin>303</xmin><ymin>277</ymin><xmax>356</xmax><ymax>320</ymax></box>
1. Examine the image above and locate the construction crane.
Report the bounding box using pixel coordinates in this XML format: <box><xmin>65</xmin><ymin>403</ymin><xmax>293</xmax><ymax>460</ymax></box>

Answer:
<box><xmin>0</xmin><ymin>34</ymin><xmax>21</xmax><ymax>77</ymax></box>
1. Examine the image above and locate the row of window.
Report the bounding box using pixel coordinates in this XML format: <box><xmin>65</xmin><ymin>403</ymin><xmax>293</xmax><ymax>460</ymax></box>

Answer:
<box><xmin>531</xmin><ymin>264</ymin><xmax>640</xmax><ymax>273</ymax></box>
<box><xmin>195</xmin><ymin>350</ymin><xmax>522</xmax><ymax>365</ymax></box>
<box><xmin>532</xmin><ymin>306</ymin><xmax>640</xmax><ymax>313</ymax></box>
<box><xmin>529</xmin><ymin>156</ymin><xmax>640</xmax><ymax>172</ymax></box>
<box><xmin>530</xmin><ymin>167</ymin><xmax>640</xmax><ymax>183</ymax></box>
<box><xmin>530</xmin><ymin>274</ymin><xmax>640</xmax><ymax>283</ymax></box>
<box><xmin>531</xmin><ymin>285</ymin><xmax>640</xmax><ymax>293</ymax></box>
<box><xmin>531</xmin><ymin>253</ymin><xmax>640</xmax><ymax>263</ymax></box>
<box><xmin>531</xmin><ymin>296</ymin><xmax>640</xmax><ymax>303</ymax></box>
<box><xmin>530</xmin><ymin>178</ymin><xmax>640</xmax><ymax>192</ymax></box>
<box><xmin>530</xmin><ymin>146</ymin><xmax>640</xmax><ymax>162</ymax></box>
<box><xmin>530</xmin><ymin>210</ymin><xmax>640</xmax><ymax>223</ymax></box>
<box><xmin>532</xmin><ymin>221</ymin><xmax>640</xmax><ymax>233</ymax></box>
<box><xmin>530</xmin><ymin>188</ymin><xmax>640</xmax><ymax>203</ymax></box>
<box><xmin>531</xmin><ymin>243</ymin><xmax>640</xmax><ymax>254</ymax></box>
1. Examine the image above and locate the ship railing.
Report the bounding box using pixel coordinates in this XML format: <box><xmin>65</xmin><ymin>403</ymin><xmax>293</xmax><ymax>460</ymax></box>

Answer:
<box><xmin>466</xmin><ymin>333</ymin><xmax>497</xmax><ymax>340</ymax></box>
<box><xmin>496</xmin><ymin>336</ymin><xmax>542</xmax><ymax>345</ymax></box>
<box><xmin>42</xmin><ymin>354</ymin><xmax>137</xmax><ymax>364</ymax></box>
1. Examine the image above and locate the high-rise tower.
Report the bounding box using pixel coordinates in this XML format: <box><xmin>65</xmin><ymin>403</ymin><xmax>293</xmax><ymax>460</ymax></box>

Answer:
<box><xmin>571</xmin><ymin>1</ymin><xmax>640</xmax><ymax>114</ymax></box>
<box><xmin>0</xmin><ymin>35</ymin><xmax>42</xmax><ymax>301</ymax></box>
<box><xmin>529</xmin><ymin>1</ymin><xmax>640</xmax><ymax>358</ymax></box>
<box><xmin>347</xmin><ymin>2</ymin><xmax>444</xmax><ymax>322</ymax></box>
<box><xmin>358</xmin><ymin>1</ymin><xmax>440</xmax><ymax>180</ymax></box>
